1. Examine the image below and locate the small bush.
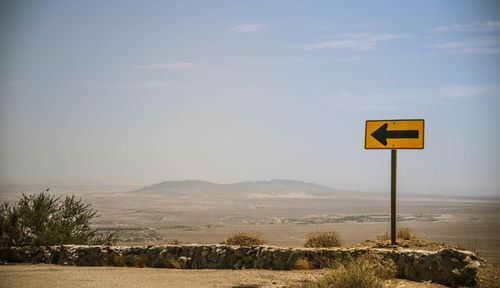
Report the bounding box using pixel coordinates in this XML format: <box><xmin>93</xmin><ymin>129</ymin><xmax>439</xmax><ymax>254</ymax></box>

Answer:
<box><xmin>303</xmin><ymin>230</ymin><xmax>341</xmax><ymax>248</ymax></box>
<box><xmin>90</xmin><ymin>231</ymin><xmax>121</xmax><ymax>246</ymax></box>
<box><xmin>376</xmin><ymin>230</ymin><xmax>390</xmax><ymax>241</ymax></box>
<box><xmin>362</xmin><ymin>254</ymin><xmax>397</xmax><ymax>280</ymax></box>
<box><xmin>294</xmin><ymin>258</ymin><xmax>312</xmax><ymax>270</ymax></box>
<box><xmin>397</xmin><ymin>228</ymin><xmax>417</xmax><ymax>240</ymax></box>
<box><xmin>377</xmin><ymin>228</ymin><xmax>418</xmax><ymax>241</ymax></box>
<box><xmin>0</xmin><ymin>192</ymin><xmax>119</xmax><ymax>246</ymax></box>
<box><xmin>165</xmin><ymin>238</ymin><xmax>183</xmax><ymax>245</ymax></box>
<box><xmin>219</xmin><ymin>231</ymin><xmax>268</xmax><ymax>246</ymax></box>
<box><xmin>304</xmin><ymin>256</ymin><xmax>385</xmax><ymax>288</ymax></box>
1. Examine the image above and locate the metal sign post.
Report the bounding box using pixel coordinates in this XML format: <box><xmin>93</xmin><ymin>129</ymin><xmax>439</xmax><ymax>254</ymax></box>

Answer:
<box><xmin>365</xmin><ymin>119</ymin><xmax>424</xmax><ymax>245</ymax></box>
<box><xmin>391</xmin><ymin>149</ymin><xmax>397</xmax><ymax>245</ymax></box>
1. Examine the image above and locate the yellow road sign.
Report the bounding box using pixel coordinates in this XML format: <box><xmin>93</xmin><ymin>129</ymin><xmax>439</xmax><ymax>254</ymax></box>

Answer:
<box><xmin>365</xmin><ymin>119</ymin><xmax>424</xmax><ymax>149</ymax></box>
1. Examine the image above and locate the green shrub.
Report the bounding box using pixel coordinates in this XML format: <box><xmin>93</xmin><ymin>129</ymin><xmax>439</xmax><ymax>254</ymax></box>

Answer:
<box><xmin>0</xmin><ymin>192</ymin><xmax>118</xmax><ymax>246</ymax></box>
<box><xmin>303</xmin><ymin>230</ymin><xmax>341</xmax><ymax>248</ymax></box>
<box><xmin>219</xmin><ymin>231</ymin><xmax>268</xmax><ymax>246</ymax></box>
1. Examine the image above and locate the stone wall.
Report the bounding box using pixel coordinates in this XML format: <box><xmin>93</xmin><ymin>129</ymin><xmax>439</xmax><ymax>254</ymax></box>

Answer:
<box><xmin>0</xmin><ymin>245</ymin><xmax>480</xmax><ymax>287</ymax></box>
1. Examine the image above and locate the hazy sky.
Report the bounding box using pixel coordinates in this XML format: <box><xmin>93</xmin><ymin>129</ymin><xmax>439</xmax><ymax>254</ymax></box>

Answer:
<box><xmin>1</xmin><ymin>1</ymin><xmax>499</xmax><ymax>196</ymax></box>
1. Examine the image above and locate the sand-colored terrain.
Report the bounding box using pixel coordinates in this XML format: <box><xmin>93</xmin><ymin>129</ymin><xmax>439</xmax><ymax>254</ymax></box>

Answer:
<box><xmin>1</xmin><ymin>182</ymin><xmax>499</xmax><ymax>266</ymax></box>
<box><xmin>0</xmin><ymin>264</ymin><xmax>450</xmax><ymax>288</ymax></box>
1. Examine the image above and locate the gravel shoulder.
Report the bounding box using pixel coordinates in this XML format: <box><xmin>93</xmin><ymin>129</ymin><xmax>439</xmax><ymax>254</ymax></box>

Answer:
<box><xmin>0</xmin><ymin>264</ymin><xmax>450</xmax><ymax>288</ymax></box>
<box><xmin>0</xmin><ymin>264</ymin><xmax>319</xmax><ymax>288</ymax></box>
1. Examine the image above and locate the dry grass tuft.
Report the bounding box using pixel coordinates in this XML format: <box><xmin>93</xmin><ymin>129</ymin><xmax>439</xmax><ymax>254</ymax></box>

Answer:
<box><xmin>303</xmin><ymin>230</ymin><xmax>341</xmax><ymax>248</ymax></box>
<box><xmin>219</xmin><ymin>231</ymin><xmax>268</xmax><ymax>246</ymax></box>
<box><xmin>362</xmin><ymin>254</ymin><xmax>397</xmax><ymax>280</ymax></box>
<box><xmin>456</xmin><ymin>239</ymin><xmax>481</xmax><ymax>256</ymax></box>
<box><xmin>165</xmin><ymin>255</ymin><xmax>181</xmax><ymax>269</ymax></box>
<box><xmin>102</xmin><ymin>253</ymin><xmax>126</xmax><ymax>266</ymax></box>
<box><xmin>397</xmin><ymin>228</ymin><xmax>417</xmax><ymax>240</ymax></box>
<box><xmin>165</xmin><ymin>239</ymin><xmax>183</xmax><ymax>245</ymax></box>
<box><xmin>376</xmin><ymin>230</ymin><xmax>391</xmax><ymax>241</ymax></box>
<box><xmin>303</xmin><ymin>255</ymin><xmax>394</xmax><ymax>288</ymax></box>
<box><xmin>377</xmin><ymin>228</ymin><xmax>418</xmax><ymax>241</ymax></box>
<box><xmin>294</xmin><ymin>257</ymin><xmax>312</xmax><ymax>270</ymax></box>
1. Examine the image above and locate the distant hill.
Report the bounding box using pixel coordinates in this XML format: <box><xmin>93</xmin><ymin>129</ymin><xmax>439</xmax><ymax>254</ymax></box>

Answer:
<box><xmin>129</xmin><ymin>179</ymin><xmax>346</xmax><ymax>199</ymax></box>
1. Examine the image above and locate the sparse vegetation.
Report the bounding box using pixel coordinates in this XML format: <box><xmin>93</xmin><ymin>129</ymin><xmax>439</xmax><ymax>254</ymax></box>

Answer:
<box><xmin>303</xmin><ymin>230</ymin><xmax>341</xmax><ymax>248</ymax></box>
<box><xmin>376</xmin><ymin>230</ymin><xmax>391</xmax><ymax>241</ymax></box>
<box><xmin>294</xmin><ymin>257</ymin><xmax>312</xmax><ymax>270</ymax></box>
<box><xmin>219</xmin><ymin>231</ymin><xmax>268</xmax><ymax>246</ymax></box>
<box><xmin>90</xmin><ymin>231</ymin><xmax>121</xmax><ymax>246</ymax></box>
<box><xmin>377</xmin><ymin>228</ymin><xmax>418</xmax><ymax>241</ymax></box>
<box><xmin>284</xmin><ymin>214</ymin><xmax>441</xmax><ymax>225</ymax></box>
<box><xmin>456</xmin><ymin>239</ymin><xmax>481</xmax><ymax>256</ymax></box>
<box><xmin>397</xmin><ymin>228</ymin><xmax>417</xmax><ymax>240</ymax></box>
<box><xmin>303</xmin><ymin>255</ymin><xmax>396</xmax><ymax>288</ymax></box>
<box><xmin>165</xmin><ymin>238</ymin><xmax>183</xmax><ymax>245</ymax></box>
<box><xmin>361</xmin><ymin>254</ymin><xmax>397</xmax><ymax>280</ymax></box>
<box><xmin>0</xmin><ymin>192</ymin><xmax>119</xmax><ymax>246</ymax></box>
<box><xmin>355</xmin><ymin>228</ymin><xmax>453</xmax><ymax>252</ymax></box>
<box><xmin>165</xmin><ymin>255</ymin><xmax>181</xmax><ymax>269</ymax></box>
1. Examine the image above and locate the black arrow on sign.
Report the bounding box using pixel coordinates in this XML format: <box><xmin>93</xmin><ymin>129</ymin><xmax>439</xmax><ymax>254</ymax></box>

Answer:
<box><xmin>371</xmin><ymin>123</ymin><xmax>419</xmax><ymax>146</ymax></box>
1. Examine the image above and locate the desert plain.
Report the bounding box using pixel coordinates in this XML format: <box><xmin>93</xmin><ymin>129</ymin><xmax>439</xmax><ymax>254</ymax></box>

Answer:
<box><xmin>1</xmin><ymin>180</ymin><xmax>498</xmax><ymax>265</ymax></box>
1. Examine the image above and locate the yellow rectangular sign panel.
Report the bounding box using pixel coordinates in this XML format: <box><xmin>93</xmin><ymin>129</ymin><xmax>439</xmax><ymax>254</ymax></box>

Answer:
<box><xmin>365</xmin><ymin>119</ymin><xmax>424</xmax><ymax>149</ymax></box>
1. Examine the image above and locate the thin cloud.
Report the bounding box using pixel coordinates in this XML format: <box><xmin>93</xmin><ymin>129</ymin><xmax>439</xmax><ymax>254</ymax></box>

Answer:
<box><xmin>321</xmin><ymin>90</ymin><xmax>408</xmax><ymax>111</ymax></box>
<box><xmin>0</xmin><ymin>81</ymin><xmax>25</xmax><ymax>87</ymax></box>
<box><xmin>296</xmin><ymin>33</ymin><xmax>409</xmax><ymax>50</ymax></box>
<box><xmin>439</xmin><ymin>85</ymin><xmax>492</xmax><ymax>98</ymax></box>
<box><xmin>135</xmin><ymin>62</ymin><xmax>201</xmax><ymax>69</ymax></box>
<box><xmin>434</xmin><ymin>21</ymin><xmax>500</xmax><ymax>32</ymax></box>
<box><xmin>330</xmin><ymin>56</ymin><xmax>377</xmax><ymax>62</ymax></box>
<box><xmin>112</xmin><ymin>82</ymin><xmax>186</xmax><ymax>88</ymax></box>
<box><xmin>314</xmin><ymin>22</ymin><xmax>379</xmax><ymax>31</ymax></box>
<box><xmin>322</xmin><ymin>84</ymin><xmax>497</xmax><ymax>111</ymax></box>
<box><xmin>85</xmin><ymin>81</ymin><xmax>186</xmax><ymax>88</ymax></box>
<box><xmin>227</xmin><ymin>24</ymin><xmax>267</xmax><ymax>33</ymax></box>
<box><xmin>431</xmin><ymin>36</ymin><xmax>500</xmax><ymax>54</ymax></box>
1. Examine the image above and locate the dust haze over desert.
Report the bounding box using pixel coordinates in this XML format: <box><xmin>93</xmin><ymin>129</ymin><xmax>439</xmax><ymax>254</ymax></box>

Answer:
<box><xmin>1</xmin><ymin>0</ymin><xmax>500</xmax><ymax>274</ymax></box>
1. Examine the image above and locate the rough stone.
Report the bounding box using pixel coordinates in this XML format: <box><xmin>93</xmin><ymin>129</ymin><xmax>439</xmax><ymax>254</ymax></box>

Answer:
<box><xmin>0</xmin><ymin>245</ymin><xmax>479</xmax><ymax>286</ymax></box>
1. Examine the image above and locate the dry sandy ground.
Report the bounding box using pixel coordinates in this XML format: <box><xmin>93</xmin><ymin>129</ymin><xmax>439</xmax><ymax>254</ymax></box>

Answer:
<box><xmin>0</xmin><ymin>264</ymin><xmax>447</xmax><ymax>288</ymax></box>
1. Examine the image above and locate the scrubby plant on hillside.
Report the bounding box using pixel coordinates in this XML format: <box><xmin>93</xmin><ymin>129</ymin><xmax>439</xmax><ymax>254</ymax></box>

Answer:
<box><xmin>397</xmin><ymin>228</ymin><xmax>417</xmax><ymax>240</ymax></box>
<box><xmin>303</xmin><ymin>230</ymin><xmax>341</xmax><ymax>248</ymax></box>
<box><xmin>377</xmin><ymin>228</ymin><xmax>418</xmax><ymax>241</ymax></box>
<box><xmin>294</xmin><ymin>257</ymin><xmax>312</xmax><ymax>270</ymax></box>
<box><xmin>0</xmin><ymin>192</ymin><xmax>119</xmax><ymax>246</ymax></box>
<box><xmin>219</xmin><ymin>231</ymin><xmax>268</xmax><ymax>246</ymax></box>
<box><xmin>456</xmin><ymin>239</ymin><xmax>481</xmax><ymax>256</ymax></box>
<box><xmin>165</xmin><ymin>238</ymin><xmax>183</xmax><ymax>245</ymax></box>
<box><xmin>303</xmin><ymin>255</ymin><xmax>396</xmax><ymax>288</ymax></box>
